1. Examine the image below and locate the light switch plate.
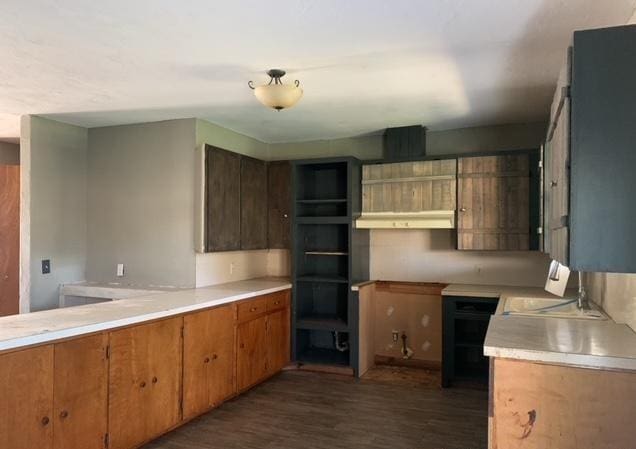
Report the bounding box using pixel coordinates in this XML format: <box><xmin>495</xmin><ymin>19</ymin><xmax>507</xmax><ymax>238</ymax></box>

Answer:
<box><xmin>116</xmin><ymin>263</ymin><xmax>125</xmax><ymax>277</ymax></box>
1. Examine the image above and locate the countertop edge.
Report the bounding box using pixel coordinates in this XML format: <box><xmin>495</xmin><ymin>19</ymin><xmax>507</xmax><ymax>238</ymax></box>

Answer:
<box><xmin>484</xmin><ymin>344</ymin><xmax>636</xmax><ymax>372</ymax></box>
<box><xmin>0</xmin><ymin>281</ymin><xmax>291</xmax><ymax>354</ymax></box>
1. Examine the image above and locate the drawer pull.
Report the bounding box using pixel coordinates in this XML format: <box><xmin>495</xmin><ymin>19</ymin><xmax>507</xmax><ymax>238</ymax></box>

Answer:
<box><xmin>140</xmin><ymin>381</ymin><xmax>146</xmax><ymax>388</ymax></box>
<box><xmin>250</xmin><ymin>307</ymin><xmax>258</xmax><ymax>312</ymax></box>
<box><xmin>152</xmin><ymin>376</ymin><xmax>158</xmax><ymax>384</ymax></box>
<box><xmin>274</xmin><ymin>300</ymin><xmax>280</xmax><ymax>305</ymax></box>
<box><xmin>41</xmin><ymin>416</ymin><xmax>50</xmax><ymax>426</ymax></box>
<box><xmin>212</xmin><ymin>353</ymin><xmax>218</xmax><ymax>360</ymax></box>
<box><xmin>59</xmin><ymin>410</ymin><xmax>68</xmax><ymax>419</ymax></box>
<box><xmin>204</xmin><ymin>357</ymin><xmax>210</xmax><ymax>364</ymax></box>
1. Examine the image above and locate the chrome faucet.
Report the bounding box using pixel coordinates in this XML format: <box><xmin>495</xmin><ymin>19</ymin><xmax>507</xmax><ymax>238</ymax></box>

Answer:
<box><xmin>577</xmin><ymin>271</ymin><xmax>589</xmax><ymax>310</ymax></box>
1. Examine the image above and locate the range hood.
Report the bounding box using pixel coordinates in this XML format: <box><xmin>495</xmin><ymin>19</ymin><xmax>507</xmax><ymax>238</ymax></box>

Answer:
<box><xmin>356</xmin><ymin>126</ymin><xmax>457</xmax><ymax>230</ymax></box>
<box><xmin>355</xmin><ymin>211</ymin><xmax>455</xmax><ymax>229</ymax></box>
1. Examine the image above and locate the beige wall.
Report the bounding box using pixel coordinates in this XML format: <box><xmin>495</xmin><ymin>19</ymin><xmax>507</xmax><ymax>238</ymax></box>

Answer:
<box><xmin>584</xmin><ymin>273</ymin><xmax>636</xmax><ymax>332</ymax></box>
<box><xmin>0</xmin><ymin>142</ymin><xmax>19</xmax><ymax>165</ymax></box>
<box><xmin>22</xmin><ymin>116</ymin><xmax>88</xmax><ymax>311</ymax></box>
<box><xmin>370</xmin><ymin>230</ymin><xmax>552</xmax><ymax>287</ymax></box>
<box><xmin>86</xmin><ymin>119</ymin><xmax>197</xmax><ymax>288</ymax></box>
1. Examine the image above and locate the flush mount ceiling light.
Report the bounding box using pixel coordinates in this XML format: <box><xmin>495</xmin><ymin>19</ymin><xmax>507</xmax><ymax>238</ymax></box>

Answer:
<box><xmin>248</xmin><ymin>69</ymin><xmax>303</xmax><ymax>111</ymax></box>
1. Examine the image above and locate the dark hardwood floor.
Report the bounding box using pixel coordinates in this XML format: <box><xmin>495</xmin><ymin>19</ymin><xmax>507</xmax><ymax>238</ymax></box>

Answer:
<box><xmin>144</xmin><ymin>370</ymin><xmax>488</xmax><ymax>449</ymax></box>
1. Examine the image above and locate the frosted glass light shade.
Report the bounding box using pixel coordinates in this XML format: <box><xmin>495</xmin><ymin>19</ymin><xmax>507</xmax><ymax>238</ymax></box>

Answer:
<box><xmin>254</xmin><ymin>84</ymin><xmax>303</xmax><ymax>110</ymax></box>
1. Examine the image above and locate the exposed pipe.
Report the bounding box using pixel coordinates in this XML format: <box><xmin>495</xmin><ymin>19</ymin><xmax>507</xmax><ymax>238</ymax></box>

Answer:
<box><xmin>333</xmin><ymin>331</ymin><xmax>349</xmax><ymax>352</ymax></box>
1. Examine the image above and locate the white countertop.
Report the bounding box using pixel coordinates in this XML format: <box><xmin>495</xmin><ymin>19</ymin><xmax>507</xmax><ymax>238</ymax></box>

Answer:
<box><xmin>0</xmin><ymin>277</ymin><xmax>291</xmax><ymax>353</ymax></box>
<box><xmin>447</xmin><ymin>283</ymin><xmax>636</xmax><ymax>371</ymax></box>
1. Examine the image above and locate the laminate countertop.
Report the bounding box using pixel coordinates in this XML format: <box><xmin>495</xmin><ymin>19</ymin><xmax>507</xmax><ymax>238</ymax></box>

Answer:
<box><xmin>441</xmin><ymin>283</ymin><xmax>636</xmax><ymax>371</ymax></box>
<box><xmin>0</xmin><ymin>277</ymin><xmax>291</xmax><ymax>353</ymax></box>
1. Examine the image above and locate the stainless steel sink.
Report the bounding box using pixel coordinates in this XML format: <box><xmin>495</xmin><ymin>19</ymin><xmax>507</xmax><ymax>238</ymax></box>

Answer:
<box><xmin>502</xmin><ymin>296</ymin><xmax>606</xmax><ymax>320</ymax></box>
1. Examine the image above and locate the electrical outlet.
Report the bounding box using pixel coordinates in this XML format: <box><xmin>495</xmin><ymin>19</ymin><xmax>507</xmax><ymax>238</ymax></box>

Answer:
<box><xmin>392</xmin><ymin>330</ymin><xmax>399</xmax><ymax>343</ymax></box>
<box><xmin>230</xmin><ymin>262</ymin><xmax>235</xmax><ymax>275</ymax></box>
<box><xmin>116</xmin><ymin>263</ymin><xmax>125</xmax><ymax>277</ymax></box>
<box><xmin>41</xmin><ymin>259</ymin><xmax>51</xmax><ymax>274</ymax></box>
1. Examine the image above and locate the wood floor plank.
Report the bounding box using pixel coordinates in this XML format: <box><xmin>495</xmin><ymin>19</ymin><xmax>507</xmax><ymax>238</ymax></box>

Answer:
<box><xmin>143</xmin><ymin>371</ymin><xmax>487</xmax><ymax>449</ymax></box>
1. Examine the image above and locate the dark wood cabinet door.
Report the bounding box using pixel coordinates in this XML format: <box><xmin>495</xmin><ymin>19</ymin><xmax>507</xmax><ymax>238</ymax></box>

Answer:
<box><xmin>0</xmin><ymin>346</ymin><xmax>54</xmax><ymax>449</ymax></box>
<box><xmin>183</xmin><ymin>304</ymin><xmax>236</xmax><ymax>419</ymax></box>
<box><xmin>457</xmin><ymin>154</ymin><xmax>530</xmax><ymax>250</ymax></box>
<box><xmin>53</xmin><ymin>334</ymin><xmax>108</xmax><ymax>449</ymax></box>
<box><xmin>206</xmin><ymin>146</ymin><xmax>241</xmax><ymax>251</ymax></box>
<box><xmin>266</xmin><ymin>307</ymin><xmax>290</xmax><ymax>375</ymax></box>
<box><xmin>108</xmin><ymin>318</ymin><xmax>182</xmax><ymax>449</ymax></box>
<box><xmin>240</xmin><ymin>156</ymin><xmax>268</xmax><ymax>250</ymax></box>
<box><xmin>236</xmin><ymin>315</ymin><xmax>268</xmax><ymax>391</ymax></box>
<box><xmin>267</xmin><ymin>161</ymin><xmax>291</xmax><ymax>249</ymax></box>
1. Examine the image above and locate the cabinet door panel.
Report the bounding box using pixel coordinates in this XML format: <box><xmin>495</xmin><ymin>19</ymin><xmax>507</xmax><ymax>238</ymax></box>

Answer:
<box><xmin>267</xmin><ymin>307</ymin><xmax>290</xmax><ymax>375</ymax></box>
<box><xmin>237</xmin><ymin>316</ymin><xmax>268</xmax><ymax>391</ymax></box>
<box><xmin>268</xmin><ymin>161</ymin><xmax>291</xmax><ymax>249</ymax></box>
<box><xmin>458</xmin><ymin>155</ymin><xmax>530</xmax><ymax>250</ymax></box>
<box><xmin>53</xmin><ymin>334</ymin><xmax>108</xmax><ymax>449</ymax></box>
<box><xmin>0</xmin><ymin>346</ymin><xmax>54</xmax><ymax>449</ymax></box>
<box><xmin>241</xmin><ymin>156</ymin><xmax>268</xmax><ymax>250</ymax></box>
<box><xmin>183</xmin><ymin>304</ymin><xmax>236</xmax><ymax>419</ymax></box>
<box><xmin>206</xmin><ymin>146</ymin><xmax>241</xmax><ymax>251</ymax></box>
<box><xmin>0</xmin><ymin>165</ymin><xmax>19</xmax><ymax>317</ymax></box>
<box><xmin>108</xmin><ymin>318</ymin><xmax>182</xmax><ymax>449</ymax></box>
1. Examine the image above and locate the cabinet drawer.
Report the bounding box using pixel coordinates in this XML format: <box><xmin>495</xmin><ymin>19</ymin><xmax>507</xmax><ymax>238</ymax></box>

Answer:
<box><xmin>237</xmin><ymin>297</ymin><xmax>268</xmax><ymax>322</ymax></box>
<box><xmin>266</xmin><ymin>291</ymin><xmax>289</xmax><ymax>312</ymax></box>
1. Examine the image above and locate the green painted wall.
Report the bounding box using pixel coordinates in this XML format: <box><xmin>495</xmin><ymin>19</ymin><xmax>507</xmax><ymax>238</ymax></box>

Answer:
<box><xmin>25</xmin><ymin>116</ymin><xmax>88</xmax><ymax>311</ymax></box>
<box><xmin>196</xmin><ymin>119</ymin><xmax>268</xmax><ymax>159</ymax></box>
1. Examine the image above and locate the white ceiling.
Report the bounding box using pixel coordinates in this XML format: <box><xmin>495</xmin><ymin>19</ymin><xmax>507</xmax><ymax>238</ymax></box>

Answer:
<box><xmin>1</xmin><ymin>0</ymin><xmax>635</xmax><ymax>143</ymax></box>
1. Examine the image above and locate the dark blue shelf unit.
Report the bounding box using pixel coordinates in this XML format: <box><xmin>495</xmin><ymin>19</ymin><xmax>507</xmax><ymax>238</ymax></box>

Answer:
<box><xmin>291</xmin><ymin>157</ymin><xmax>369</xmax><ymax>374</ymax></box>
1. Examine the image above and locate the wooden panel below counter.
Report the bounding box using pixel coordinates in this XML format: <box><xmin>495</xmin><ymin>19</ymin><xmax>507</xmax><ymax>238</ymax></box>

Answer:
<box><xmin>490</xmin><ymin>358</ymin><xmax>636</xmax><ymax>449</ymax></box>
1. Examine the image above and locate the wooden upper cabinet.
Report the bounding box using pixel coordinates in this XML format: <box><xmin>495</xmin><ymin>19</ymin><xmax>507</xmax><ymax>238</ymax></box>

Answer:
<box><xmin>237</xmin><ymin>313</ymin><xmax>269</xmax><ymax>391</ymax></box>
<box><xmin>108</xmin><ymin>318</ymin><xmax>183</xmax><ymax>449</ymax></box>
<box><xmin>362</xmin><ymin>159</ymin><xmax>456</xmax><ymax>213</ymax></box>
<box><xmin>457</xmin><ymin>154</ymin><xmax>532</xmax><ymax>250</ymax></box>
<box><xmin>268</xmin><ymin>161</ymin><xmax>291</xmax><ymax>249</ymax></box>
<box><xmin>0</xmin><ymin>345</ymin><xmax>54</xmax><ymax>449</ymax></box>
<box><xmin>53</xmin><ymin>334</ymin><xmax>108</xmax><ymax>449</ymax></box>
<box><xmin>183</xmin><ymin>304</ymin><xmax>236</xmax><ymax>420</ymax></box>
<box><xmin>240</xmin><ymin>156</ymin><xmax>268</xmax><ymax>250</ymax></box>
<box><xmin>206</xmin><ymin>145</ymin><xmax>241</xmax><ymax>252</ymax></box>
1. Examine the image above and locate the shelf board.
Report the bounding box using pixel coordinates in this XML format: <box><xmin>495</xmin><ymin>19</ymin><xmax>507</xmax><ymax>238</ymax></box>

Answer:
<box><xmin>295</xmin><ymin>216</ymin><xmax>350</xmax><ymax>224</ymax></box>
<box><xmin>296</xmin><ymin>198</ymin><xmax>348</xmax><ymax>204</ymax></box>
<box><xmin>304</xmin><ymin>251</ymin><xmax>349</xmax><ymax>256</ymax></box>
<box><xmin>297</xmin><ymin>347</ymin><xmax>350</xmax><ymax>366</ymax></box>
<box><xmin>454</xmin><ymin>311</ymin><xmax>493</xmax><ymax>321</ymax></box>
<box><xmin>296</xmin><ymin>315</ymin><xmax>349</xmax><ymax>332</ymax></box>
<box><xmin>296</xmin><ymin>275</ymin><xmax>349</xmax><ymax>284</ymax></box>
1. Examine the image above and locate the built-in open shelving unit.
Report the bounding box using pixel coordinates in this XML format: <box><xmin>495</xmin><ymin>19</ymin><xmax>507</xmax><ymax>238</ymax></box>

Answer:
<box><xmin>291</xmin><ymin>158</ymin><xmax>369</xmax><ymax>374</ymax></box>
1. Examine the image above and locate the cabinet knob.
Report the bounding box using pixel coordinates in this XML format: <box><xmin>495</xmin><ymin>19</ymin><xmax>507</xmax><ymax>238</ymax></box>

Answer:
<box><xmin>152</xmin><ymin>376</ymin><xmax>158</xmax><ymax>384</ymax></box>
<box><xmin>274</xmin><ymin>300</ymin><xmax>280</xmax><ymax>305</ymax></box>
<box><xmin>140</xmin><ymin>381</ymin><xmax>146</xmax><ymax>388</ymax></box>
<box><xmin>240</xmin><ymin>343</ymin><xmax>245</xmax><ymax>349</ymax></box>
<box><xmin>460</xmin><ymin>207</ymin><xmax>467</xmax><ymax>212</ymax></box>
<box><xmin>204</xmin><ymin>357</ymin><xmax>210</xmax><ymax>364</ymax></box>
<box><xmin>212</xmin><ymin>353</ymin><xmax>218</xmax><ymax>360</ymax></box>
<box><xmin>551</xmin><ymin>180</ymin><xmax>558</xmax><ymax>187</ymax></box>
<box><xmin>41</xmin><ymin>416</ymin><xmax>50</xmax><ymax>426</ymax></box>
<box><xmin>283</xmin><ymin>214</ymin><xmax>288</xmax><ymax>218</ymax></box>
<box><xmin>250</xmin><ymin>307</ymin><xmax>257</xmax><ymax>312</ymax></box>
<box><xmin>59</xmin><ymin>410</ymin><xmax>68</xmax><ymax>419</ymax></box>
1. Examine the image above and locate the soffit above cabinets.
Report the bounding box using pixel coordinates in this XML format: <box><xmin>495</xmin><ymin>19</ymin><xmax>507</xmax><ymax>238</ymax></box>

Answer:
<box><xmin>356</xmin><ymin>159</ymin><xmax>457</xmax><ymax>229</ymax></box>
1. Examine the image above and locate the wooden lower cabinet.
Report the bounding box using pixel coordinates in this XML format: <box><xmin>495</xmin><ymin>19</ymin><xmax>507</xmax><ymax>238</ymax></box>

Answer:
<box><xmin>237</xmin><ymin>314</ymin><xmax>269</xmax><ymax>391</ymax></box>
<box><xmin>490</xmin><ymin>358</ymin><xmax>636</xmax><ymax>449</ymax></box>
<box><xmin>53</xmin><ymin>334</ymin><xmax>108</xmax><ymax>449</ymax></box>
<box><xmin>237</xmin><ymin>291</ymin><xmax>291</xmax><ymax>390</ymax></box>
<box><xmin>267</xmin><ymin>307</ymin><xmax>291</xmax><ymax>375</ymax></box>
<box><xmin>108</xmin><ymin>317</ymin><xmax>183</xmax><ymax>449</ymax></box>
<box><xmin>0</xmin><ymin>288</ymin><xmax>291</xmax><ymax>449</ymax></box>
<box><xmin>0</xmin><ymin>345</ymin><xmax>54</xmax><ymax>449</ymax></box>
<box><xmin>183</xmin><ymin>304</ymin><xmax>236</xmax><ymax>419</ymax></box>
